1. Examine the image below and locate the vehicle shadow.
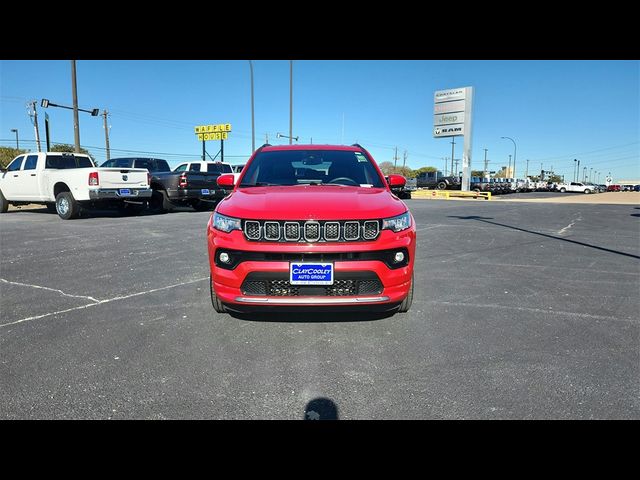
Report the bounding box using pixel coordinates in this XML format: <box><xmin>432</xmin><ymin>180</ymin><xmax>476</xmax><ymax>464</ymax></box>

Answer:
<box><xmin>227</xmin><ymin>309</ymin><xmax>397</xmax><ymax>323</ymax></box>
<box><xmin>447</xmin><ymin>215</ymin><xmax>640</xmax><ymax>260</ymax></box>
<box><xmin>304</xmin><ymin>397</ymin><xmax>339</xmax><ymax>420</ymax></box>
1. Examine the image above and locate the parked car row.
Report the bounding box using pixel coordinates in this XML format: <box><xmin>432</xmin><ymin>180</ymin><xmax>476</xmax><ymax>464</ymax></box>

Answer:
<box><xmin>0</xmin><ymin>152</ymin><xmax>240</xmax><ymax>219</ymax></box>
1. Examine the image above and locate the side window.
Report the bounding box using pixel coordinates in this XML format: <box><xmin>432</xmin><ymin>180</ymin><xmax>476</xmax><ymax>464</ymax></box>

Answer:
<box><xmin>23</xmin><ymin>155</ymin><xmax>38</xmax><ymax>170</ymax></box>
<box><xmin>174</xmin><ymin>164</ymin><xmax>187</xmax><ymax>172</ymax></box>
<box><xmin>189</xmin><ymin>164</ymin><xmax>201</xmax><ymax>172</ymax></box>
<box><xmin>7</xmin><ymin>156</ymin><xmax>24</xmax><ymax>171</ymax></box>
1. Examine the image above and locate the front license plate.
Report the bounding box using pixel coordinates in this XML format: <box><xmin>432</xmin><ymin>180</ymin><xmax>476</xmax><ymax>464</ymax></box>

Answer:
<box><xmin>290</xmin><ymin>263</ymin><xmax>334</xmax><ymax>285</ymax></box>
<box><xmin>201</xmin><ymin>189</ymin><xmax>210</xmax><ymax>195</ymax></box>
<box><xmin>119</xmin><ymin>188</ymin><xmax>131</xmax><ymax>196</ymax></box>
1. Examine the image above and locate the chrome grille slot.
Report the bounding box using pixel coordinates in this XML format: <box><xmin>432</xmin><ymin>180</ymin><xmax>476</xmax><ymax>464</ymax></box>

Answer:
<box><xmin>284</xmin><ymin>222</ymin><xmax>300</xmax><ymax>241</ymax></box>
<box><xmin>344</xmin><ymin>221</ymin><xmax>360</xmax><ymax>241</ymax></box>
<box><xmin>324</xmin><ymin>222</ymin><xmax>340</xmax><ymax>241</ymax></box>
<box><xmin>304</xmin><ymin>221</ymin><xmax>320</xmax><ymax>242</ymax></box>
<box><xmin>363</xmin><ymin>220</ymin><xmax>379</xmax><ymax>240</ymax></box>
<box><xmin>244</xmin><ymin>221</ymin><xmax>261</xmax><ymax>240</ymax></box>
<box><xmin>264</xmin><ymin>222</ymin><xmax>280</xmax><ymax>240</ymax></box>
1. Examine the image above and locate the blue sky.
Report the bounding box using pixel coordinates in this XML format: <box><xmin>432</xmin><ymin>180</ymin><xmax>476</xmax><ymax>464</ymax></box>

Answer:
<box><xmin>1</xmin><ymin>60</ymin><xmax>638</xmax><ymax>182</ymax></box>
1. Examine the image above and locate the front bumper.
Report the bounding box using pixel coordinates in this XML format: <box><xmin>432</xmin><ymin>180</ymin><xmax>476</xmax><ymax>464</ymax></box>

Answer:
<box><xmin>207</xmin><ymin>221</ymin><xmax>416</xmax><ymax>308</ymax></box>
<box><xmin>88</xmin><ymin>188</ymin><xmax>152</xmax><ymax>200</ymax></box>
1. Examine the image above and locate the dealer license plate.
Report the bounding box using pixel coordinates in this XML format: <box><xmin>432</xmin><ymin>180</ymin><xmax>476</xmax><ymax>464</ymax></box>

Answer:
<box><xmin>201</xmin><ymin>189</ymin><xmax>210</xmax><ymax>195</ymax></box>
<box><xmin>119</xmin><ymin>189</ymin><xmax>131</xmax><ymax>196</ymax></box>
<box><xmin>290</xmin><ymin>263</ymin><xmax>334</xmax><ymax>285</ymax></box>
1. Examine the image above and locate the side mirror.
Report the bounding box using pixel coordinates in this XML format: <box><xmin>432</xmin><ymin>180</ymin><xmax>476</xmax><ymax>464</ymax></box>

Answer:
<box><xmin>217</xmin><ymin>173</ymin><xmax>235</xmax><ymax>190</ymax></box>
<box><xmin>387</xmin><ymin>174</ymin><xmax>406</xmax><ymax>189</ymax></box>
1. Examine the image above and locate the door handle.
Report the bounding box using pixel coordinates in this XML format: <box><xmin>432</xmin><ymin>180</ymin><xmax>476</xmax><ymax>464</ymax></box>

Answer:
<box><xmin>31</xmin><ymin>174</ymin><xmax>36</xmax><ymax>176</ymax></box>
<box><xmin>13</xmin><ymin>174</ymin><xmax>18</xmax><ymax>177</ymax></box>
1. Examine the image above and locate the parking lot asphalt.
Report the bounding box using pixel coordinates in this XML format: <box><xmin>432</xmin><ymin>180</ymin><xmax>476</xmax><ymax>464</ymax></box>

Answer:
<box><xmin>1</xmin><ymin>200</ymin><xmax>639</xmax><ymax>419</ymax></box>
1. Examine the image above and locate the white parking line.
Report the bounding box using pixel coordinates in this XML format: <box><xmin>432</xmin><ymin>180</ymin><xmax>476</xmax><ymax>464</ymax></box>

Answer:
<box><xmin>1</xmin><ymin>278</ymin><xmax>100</xmax><ymax>303</ymax></box>
<box><xmin>0</xmin><ymin>277</ymin><xmax>209</xmax><ymax>328</ymax></box>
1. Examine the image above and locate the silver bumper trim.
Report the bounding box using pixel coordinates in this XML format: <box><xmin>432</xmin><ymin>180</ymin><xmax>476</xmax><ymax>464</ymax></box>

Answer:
<box><xmin>89</xmin><ymin>188</ymin><xmax>153</xmax><ymax>199</ymax></box>
<box><xmin>234</xmin><ymin>296</ymin><xmax>390</xmax><ymax>304</ymax></box>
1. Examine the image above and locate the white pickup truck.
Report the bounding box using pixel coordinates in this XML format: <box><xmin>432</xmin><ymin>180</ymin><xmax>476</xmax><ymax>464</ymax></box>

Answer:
<box><xmin>173</xmin><ymin>161</ymin><xmax>233</xmax><ymax>175</ymax></box>
<box><xmin>557</xmin><ymin>182</ymin><xmax>593</xmax><ymax>194</ymax></box>
<box><xmin>0</xmin><ymin>152</ymin><xmax>152</xmax><ymax>219</ymax></box>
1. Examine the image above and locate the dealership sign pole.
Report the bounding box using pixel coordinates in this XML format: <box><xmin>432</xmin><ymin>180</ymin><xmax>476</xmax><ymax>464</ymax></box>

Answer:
<box><xmin>433</xmin><ymin>87</ymin><xmax>474</xmax><ymax>191</ymax></box>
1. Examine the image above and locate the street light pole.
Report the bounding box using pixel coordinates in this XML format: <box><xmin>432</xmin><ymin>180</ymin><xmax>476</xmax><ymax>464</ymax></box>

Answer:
<box><xmin>10</xmin><ymin>129</ymin><xmax>19</xmax><ymax>149</ymax></box>
<box><xmin>526</xmin><ymin>159</ymin><xmax>529</xmax><ymax>177</ymax></box>
<box><xmin>583</xmin><ymin>166</ymin><xmax>587</xmax><ymax>182</ymax></box>
<box><xmin>501</xmin><ymin>136</ymin><xmax>517</xmax><ymax>180</ymax></box>
<box><xmin>71</xmin><ymin>60</ymin><xmax>81</xmax><ymax>153</ymax></box>
<box><xmin>589</xmin><ymin>168</ymin><xmax>593</xmax><ymax>182</ymax></box>
<box><xmin>289</xmin><ymin>60</ymin><xmax>293</xmax><ymax>145</ymax></box>
<box><xmin>508</xmin><ymin>154</ymin><xmax>512</xmax><ymax>178</ymax></box>
<box><xmin>573</xmin><ymin>159</ymin><xmax>577</xmax><ymax>182</ymax></box>
<box><xmin>249</xmin><ymin>60</ymin><xmax>255</xmax><ymax>153</ymax></box>
<box><xmin>102</xmin><ymin>110</ymin><xmax>111</xmax><ymax>161</ymax></box>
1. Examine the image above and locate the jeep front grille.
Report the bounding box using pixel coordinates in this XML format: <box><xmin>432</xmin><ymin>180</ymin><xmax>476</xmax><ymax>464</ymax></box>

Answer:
<box><xmin>241</xmin><ymin>220</ymin><xmax>380</xmax><ymax>243</ymax></box>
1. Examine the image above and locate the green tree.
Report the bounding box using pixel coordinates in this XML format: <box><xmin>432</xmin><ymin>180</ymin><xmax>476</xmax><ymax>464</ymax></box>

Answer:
<box><xmin>414</xmin><ymin>166</ymin><xmax>437</xmax><ymax>176</ymax></box>
<box><xmin>378</xmin><ymin>161</ymin><xmax>395</xmax><ymax>175</ymax></box>
<box><xmin>49</xmin><ymin>144</ymin><xmax>96</xmax><ymax>163</ymax></box>
<box><xmin>471</xmin><ymin>170</ymin><xmax>485</xmax><ymax>177</ymax></box>
<box><xmin>0</xmin><ymin>147</ymin><xmax>27</xmax><ymax>169</ymax></box>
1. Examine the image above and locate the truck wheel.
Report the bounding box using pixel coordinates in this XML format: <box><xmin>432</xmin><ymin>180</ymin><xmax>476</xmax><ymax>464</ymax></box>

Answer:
<box><xmin>0</xmin><ymin>190</ymin><xmax>8</xmax><ymax>213</ymax></box>
<box><xmin>560</xmin><ymin>187</ymin><xmax>566</xmax><ymax>193</ymax></box>
<box><xmin>584</xmin><ymin>189</ymin><xmax>591</xmax><ymax>194</ymax></box>
<box><xmin>55</xmin><ymin>192</ymin><xmax>79</xmax><ymax>220</ymax></box>
<box><xmin>437</xmin><ymin>181</ymin><xmax>447</xmax><ymax>190</ymax></box>
<box><xmin>150</xmin><ymin>189</ymin><xmax>172</xmax><ymax>213</ymax></box>
<box><xmin>45</xmin><ymin>203</ymin><xmax>56</xmax><ymax>213</ymax></box>
<box><xmin>210</xmin><ymin>275</ymin><xmax>227</xmax><ymax>313</ymax></box>
<box><xmin>397</xmin><ymin>273</ymin><xmax>414</xmax><ymax>313</ymax></box>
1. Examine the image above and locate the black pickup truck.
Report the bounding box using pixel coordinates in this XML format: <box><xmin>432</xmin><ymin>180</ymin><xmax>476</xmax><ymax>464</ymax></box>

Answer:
<box><xmin>416</xmin><ymin>171</ymin><xmax>461</xmax><ymax>190</ymax></box>
<box><xmin>101</xmin><ymin>157</ymin><xmax>226</xmax><ymax>212</ymax></box>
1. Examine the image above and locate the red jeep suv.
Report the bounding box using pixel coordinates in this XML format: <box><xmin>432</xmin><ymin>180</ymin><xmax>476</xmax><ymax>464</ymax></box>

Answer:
<box><xmin>206</xmin><ymin>144</ymin><xmax>416</xmax><ymax>314</ymax></box>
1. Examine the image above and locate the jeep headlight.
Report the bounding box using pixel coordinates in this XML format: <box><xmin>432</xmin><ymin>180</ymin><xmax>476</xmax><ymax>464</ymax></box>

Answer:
<box><xmin>213</xmin><ymin>212</ymin><xmax>242</xmax><ymax>233</ymax></box>
<box><xmin>382</xmin><ymin>211</ymin><xmax>411</xmax><ymax>232</ymax></box>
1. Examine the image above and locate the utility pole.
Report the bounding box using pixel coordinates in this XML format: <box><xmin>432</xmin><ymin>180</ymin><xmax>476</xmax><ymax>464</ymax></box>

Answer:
<box><xmin>443</xmin><ymin>157</ymin><xmax>448</xmax><ymax>176</ymax></box>
<box><xmin>483</xmin><ymin>148</ymin><xmax>488</xmax><ymax>177</ymax></box>
<box><xmin>71</xmin><ymin>60</ymin><xmax>81</xmax><ymax>153</ymax></box>
<box><xmin>454</xmin><ymin>158</ymin><xmax>459</xmax><ymax>176</ymax></box>
<box><xmin>450</xmin><ymin>138</ymin><xmax>455</xmax><ymax>177</ymax></box>
<box><xmin>102</xmin><ymin>110</ymin><xmax>111</xmax><ymax>161</ymax></box>
<box><xmin>265</xmin><ymin>133</ymin><xmax>269</xmax><ymax>144</ymax></box>
<box><xmin>526</xmin><ymin>159</ymin><xmax>529</xmax><ymax>177</ymax></box>
<box><xmin>402</xmin><ymin>150</ymin><xmax>407</xmax><ymax>170</ymax></box>
<box><xmin>289</xmin><ymin>60</ymin><xmax>293</xmax><ymax>145</ymax></box>
<box><xmin>508</xmin><ymin>154</ymin><xmax>512</xmax><ymax>178</ymax></box>
<box><xmin>577</xmin><ymin>160</ymin><xmax>580</xmax><ymax>181</ymax></box>
<box><xmin>394</xmin><ymin>146</ymin><xmax>398</xmax><ymax>170</ymax></box>
<box><xmin>27</xmin><ymin>101</ymin><xmax>42</xmax><ymax>152</ymax></box>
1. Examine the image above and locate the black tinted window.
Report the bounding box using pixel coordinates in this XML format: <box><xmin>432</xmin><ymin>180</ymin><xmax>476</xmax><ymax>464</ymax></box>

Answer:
<box><xmin>23</xmin><ymin>155</ymin><xmax>38</xmax><ymax>170</ymax></box>
<box><xmin>207</xmin><ymin>163</ymin><xmax>233</xmax><ymax>174</ymax></box>
<box><xmin>135</xmin><ymin>159</ymin><xmax>170</xmax><ymax>172</ymax></box>
<box><xmin>189</xmin><ymin>164</ymin><xmax>201</xmax><ymax>172</ymax></box>
<box><xmin>102</xmin><ymin>159</ymin><xmax>133</xmax><ymax>168</ymax></box>
<box><xmin>240</xmin><ymin>150</ymin><xmax>384</xmax><ymax>187</ymax></box>
<box><xmin>7</xmin><ymin>156</ymin><xmax>24</xmax><ymax>171</ymax></box>
<box><xmin>45</xmin><ymin>155</ymin><xmax>92</xmax><ymax>169</ymax></box>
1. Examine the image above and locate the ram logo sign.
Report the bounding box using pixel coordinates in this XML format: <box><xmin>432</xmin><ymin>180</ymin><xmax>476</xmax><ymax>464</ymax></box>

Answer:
<box><xmin>433</xmin><ymin>124</ymin><xmax>464</xmax><ymax>137</ymax></box>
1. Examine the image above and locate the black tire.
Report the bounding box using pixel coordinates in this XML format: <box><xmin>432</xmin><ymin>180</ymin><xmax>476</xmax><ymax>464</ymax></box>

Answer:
<box><xmin>0</xmin><ymin>190</ymin><xmax>8</xmax><ymax>213</ymax></box>
<box><xmin>436</xmin><ymin>181</ymin><xmax>447</xmax><ymax>190</ymax></box>
<box><xmin>210</xmin><ymin>275</ymin><xmax>227</xmax><ymax>313</ymax></box>
<box><xmin>560</xmin><ymin>187</ymin><xmax>566</xmax><ymax>193</ymax></box>
<box><xmin>584</xmin><ymin>189</ymin><xmax>591</xmax><ymax>194</ymax></box>
<box><xmin>397</xmin><ymin>273</ymin><xmax>414</xmax><ymax>313</ymax></box>
<box><xmin>149</xmin><ymin>189</ymin><xmax>173</xmax><ymax>213</ymax></box>
<box><xmin>45</xmin><ymin>203</ymin><xmax>56</xmax><ymax>213</ymax></box>
<box><xmin>55</xmin><ymin>191</ymin><xmax>79</xmax><ymax>220</ymax></box>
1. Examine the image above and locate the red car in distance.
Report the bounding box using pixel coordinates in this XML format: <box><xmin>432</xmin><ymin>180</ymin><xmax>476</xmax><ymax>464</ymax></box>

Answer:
<box><xmin>206</xmin><ymin>144</ymin><xmax>416</xmax><ymax>315</ymax></box>
<box><xmin>607</xmin><ymin>184</ymin><xmax>621</xmax><ymax>192</ymax></box>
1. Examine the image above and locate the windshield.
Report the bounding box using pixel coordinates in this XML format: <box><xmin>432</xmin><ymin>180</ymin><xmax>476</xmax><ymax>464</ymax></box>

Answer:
<box><xmin>239</xmin><ymin>150</ymin><xmax>385</xmax><ymax>188</ymax></box>
<box><xmin>207</xmin><ymin>163</ymin><xmax>233</xmax><ymax>174</ymax></box>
